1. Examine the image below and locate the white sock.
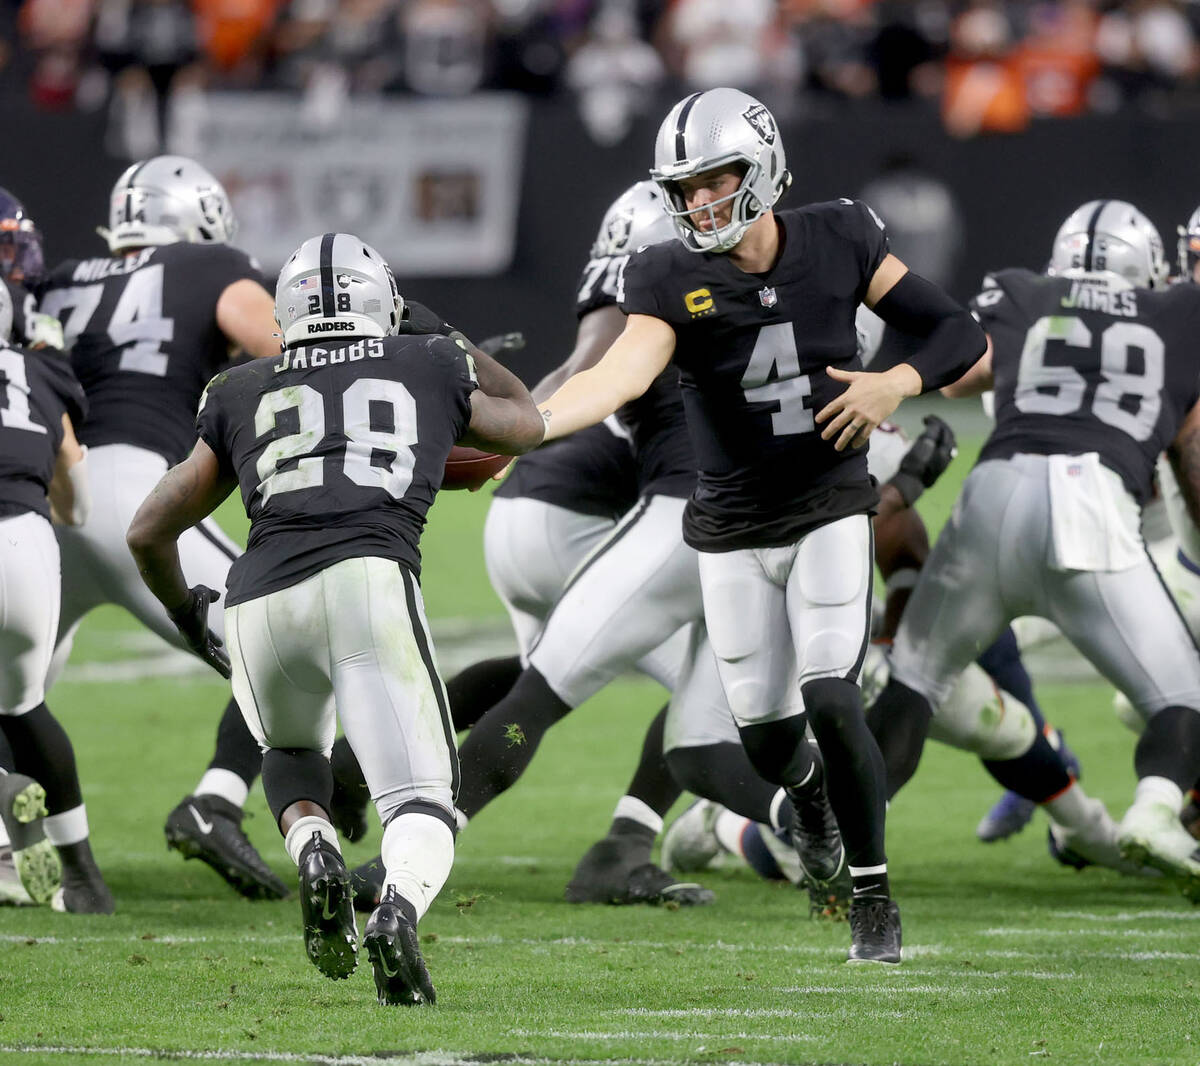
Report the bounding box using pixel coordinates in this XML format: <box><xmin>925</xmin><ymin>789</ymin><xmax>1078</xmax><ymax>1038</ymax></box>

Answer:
<box><xmin>194</xmin><ymin>769</ymin><xmax>249</xmax><ymax>808</ymax></box>
<box><xmin>44</xmin><ymin>805</ymin><xmax>89</xmax><ymax>847</ymax></box>
<box><xmin>1135</xmin><ymin>776</ymin><xmax>1185</xmax><ymax>813</ymax></box>
<box><xmin>0</xmin><ymin>817</ymin><xmax>10</xmax><ymax>849</ymax></box>
<box><xmin>284</xmin><ymin>816</ymin><xmax>339</xmax><ymax>866</ymax></box>
<box><xmin>612</xmin><ymin>795</ymin><xmax>662</xmax><ymax>835</ymax></box>
<box><xmin>768</xmin><ymin>789</ymin><xmax>788</xmax><ymax>832</ymax></box>
<box><xmin>714</xmin><ymin>809</ymin><xmax>750</xmax><ymax>858</ymax></box>
<box><xmin>1043</xmin><ymin>781</ymin><xmax>1093</xmax><ymax>829</ymax></box>
<box><xmin>381</xmin><ymin>812</ymin><xmax>455</xmax><ymax>923</ymax></box>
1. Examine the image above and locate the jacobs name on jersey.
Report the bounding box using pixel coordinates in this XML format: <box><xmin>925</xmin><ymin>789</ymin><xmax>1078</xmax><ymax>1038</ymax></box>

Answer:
<box><xmin>619</xmin><ymin>198</ymin><xmax>888</xmax><ymax>551</ymax></box>
<box><xmin>974</xmin><ymin>268</ymin><xmax>1200</xmax><ymax>502</ymax></box>
<box><xmin>40</xmin><ymin>242</ymin><xmax>264</xmax><ymax>465</ymax></box>
<box><xmin>196</xmin><ymin>331</ymin><xmax>476</xmax><ymax>607</ymax></box>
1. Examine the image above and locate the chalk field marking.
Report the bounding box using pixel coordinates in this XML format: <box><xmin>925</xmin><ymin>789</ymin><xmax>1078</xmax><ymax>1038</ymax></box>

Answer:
<box><xmin>505</xmin><ymin>1028</ymin><xmax>816</xmax><ymax>1043</ymax></box>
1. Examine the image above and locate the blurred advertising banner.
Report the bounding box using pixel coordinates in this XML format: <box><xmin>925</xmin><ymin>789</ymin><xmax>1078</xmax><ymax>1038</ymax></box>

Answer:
<box><xmin>181</xmin><ymin>94</ymin><xmax>528</xmax><ymax>274</ymax></box>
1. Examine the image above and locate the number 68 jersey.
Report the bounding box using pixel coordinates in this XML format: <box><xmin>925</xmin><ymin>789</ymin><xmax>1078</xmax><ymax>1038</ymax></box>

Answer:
<box><xmin>196</xmin><ymin>333</ymin><xmax>477</xmax><ymax>607</ymax></box>
<box><xmin>973</xmin><ymin>269</ymin><xmax>1200</xmax><ymax>503</ymax></box>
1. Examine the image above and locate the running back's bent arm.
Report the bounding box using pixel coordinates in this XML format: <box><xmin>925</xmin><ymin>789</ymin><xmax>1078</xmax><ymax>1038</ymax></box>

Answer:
<box><xmin>460</xmin><ymin>345</ymin><xmax>545</xmax><ymax>455</ymax></box>
<box><xmin>538</xmin><ymin>313</ymin><xmax>675</xmax><ymax>441</ymax></box>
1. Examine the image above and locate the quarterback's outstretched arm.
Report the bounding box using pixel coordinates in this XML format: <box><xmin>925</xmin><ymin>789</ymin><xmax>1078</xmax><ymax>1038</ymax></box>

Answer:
<box><xmin>538</xmin><ymin>313</ymin><xmax>676</xmax><ymax>441</ymax></box>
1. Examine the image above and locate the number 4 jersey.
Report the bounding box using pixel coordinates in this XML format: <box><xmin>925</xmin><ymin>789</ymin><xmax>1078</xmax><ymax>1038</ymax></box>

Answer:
<box><xmin>196</xmin><ymin>333</ymin><xmax>477</xmax><ymax>606</ymax></box>
<box><xmin>973</xmin><ymin>269</ymin><xmax>1200</xmax><ymax>502</ymax></box>
<box><xmin>39</xmin><ymin>242</ymin><xmax>266</xmax><ymax>464</ymax></box>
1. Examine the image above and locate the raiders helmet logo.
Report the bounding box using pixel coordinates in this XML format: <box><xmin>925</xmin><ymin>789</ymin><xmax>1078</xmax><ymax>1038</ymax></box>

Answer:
<box><xmin>742</xmin><ymin>104</ymin><xmax>776</xmax><ymax>145</ymax></box>
<box><xmin>603</xmin><ymin>209</ymin><xmax>635</xmax><ymax>255</ymax></box>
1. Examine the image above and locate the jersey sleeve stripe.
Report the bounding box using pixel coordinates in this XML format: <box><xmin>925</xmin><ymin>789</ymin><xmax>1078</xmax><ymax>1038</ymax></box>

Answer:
<box><xmin>319</xmin><ymin>232</ymin><xmax>337</xmax><ymax>318</ymax></box>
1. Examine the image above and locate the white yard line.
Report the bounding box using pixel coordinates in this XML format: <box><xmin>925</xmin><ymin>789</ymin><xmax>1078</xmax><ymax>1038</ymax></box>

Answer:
<box><xmin>505</xmin><ymin>1029</ymin><xmax>815</xmax><ymax>1043</ymax></box>
<box><xmin>1049</xmin><ymin>909</ymin><xmax>1200</xmax><ymax>922</ymax></box>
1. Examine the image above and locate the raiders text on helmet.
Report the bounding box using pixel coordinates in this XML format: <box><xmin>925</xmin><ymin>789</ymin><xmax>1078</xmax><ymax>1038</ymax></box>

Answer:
<box><xmin>275</xmin><ymin>232</ymin><xmax>404</xmax><ymax>348</ymax></box>
<box><xmin>1048</xmin><ymin>200</ymin><xmax>1167</xmax><ymax>290</ymax></box>
<box><xmin>650</xmin><ymin>88</ymin><xmax>791</xmax><ymax>253</ymax></box>
<box><xmin>104</xmin><ymin>156</ymin><xmax>237</xmax><ymax>254</ymax></box>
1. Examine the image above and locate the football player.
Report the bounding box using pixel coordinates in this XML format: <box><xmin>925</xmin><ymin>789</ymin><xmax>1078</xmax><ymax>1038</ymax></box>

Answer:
<box><xmin>0</xmin><ymin>282</ymin><xmax>112</xmax><ymax>912</ymax></box>
<box><xmin>870</xmin><ymin>200</ymin><xmax>1200</xmax><ymax>901</ymax></box>
<box><xmin>38</xmin><ymin>156</ymin><xmax>288</xmax><ymax>900</ymax></box>
<box><xmin>0</xmin><ymin>187</ymin><xmax>62</xmax><ymax>351</ymax></box>
<box><xmin>534</xmin><ymin>88</ymin><xmax>986</xmax><ymax>962</ymax></box>
<box><xmin>126</xmin><ymin>232</ymin><xmax>544</xmax><ymax>1004</ymax></box>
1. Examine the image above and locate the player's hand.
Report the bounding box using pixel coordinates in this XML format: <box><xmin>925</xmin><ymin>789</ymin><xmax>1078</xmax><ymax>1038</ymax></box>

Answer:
<box><xmin>476</xmin><ymin>332</ymin><xmax>525</xmax><ymax>358</ymax></box>
<box><xmin>817</xmin><ymin>364</ymin><xmax>922</xmax><ymax>451</ymax></box>
<box><xmin>168</xmin><ymin>585</ymin><xmax>231</xmax><ymax>679</ymax></box>
<box><xmin>26</xmin><ymin>313</ymin><xmax>64</xmax><ymax>350</ymax></box>
<box><xmin>887</xmin><ymin>415</ymin><xmax>958</xmax><ymax>506</ymax></box>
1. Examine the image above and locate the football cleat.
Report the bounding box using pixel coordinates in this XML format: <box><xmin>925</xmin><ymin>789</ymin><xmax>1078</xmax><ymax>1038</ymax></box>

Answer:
<box><xmin>976</xmin><ymin>792</ymin><xmax>1037</xmax><ymax>843</ymax></box>
<box><xmin>165</xmin><ymin>794</ymin><xmax>289</xmax><ymax>900</ymax></box>
<box><xmin>566</xmin><ymin>832</ymin><xmax>713</xmax><ymax>905</ymax></box>
<box><xmin>1047</xmin><ymin>797</ymin><xmax>1158</xmax><ymax>878</ymax></box>
<box><xmin>50</xmin><ymin>840</ymin><xmax>115</xmax><ymax>915</ymax></box>
<box><xmin>788</xmin><ymin>774</ymin><xmax>846</xmax><ymax>888</ymax></box>
<box><xmin>847</xmin><ymin>897</ymin><xmax>902</xmax><ymax>964</ymax></box>
<box><xmin>804</xmin><ymin>861</ymin><xmax>852</xmax><ymax>921</ymax></box>
<box><xmin>297</xmin><ymin>832</ymin><xmax>358</xmax><ymax>980</ymax></box>
<box><xmin>661</xmin><ymin>799</ymin><xmax>721</xmax><ymax>873</ymax></box>
<box><xmin>1118</xmin><ymin>798</ymin><xmax>1200</xmax><ymax>901</ymax></box>
<box><xmin>0</xmin><ymin>773</ymin><xmax>61</xmax><ymax>905</ymax></box>
<box><xmin>625</xmin><ymin>863</ymin><xmax>715</xmax><ymax>906</ymax></box>
<box><xmin>363</xmin><ymin>886</ymin><xmax>437</xmax><ymax>1005</ymax></box>
<box><xmin>350</xmin><ymin>855</ymin><xmax>387</xmax><ymax>913</ymax></box>
<box><xmin>0</xmin><ymin>846</ymin><xmax>34</xmax><ymax>905</ymax></box>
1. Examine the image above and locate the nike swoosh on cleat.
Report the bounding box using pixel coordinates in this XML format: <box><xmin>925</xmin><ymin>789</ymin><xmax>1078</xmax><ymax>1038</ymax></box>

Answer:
<box><xmin>188</xmin><ymin>806</ymin><xmax>214</xmax><ymax>835</ymax></box>
<box><xmin>321</xmin><ymin>893</ymin><xmax>343</xmax><ymax>923</ymax></box>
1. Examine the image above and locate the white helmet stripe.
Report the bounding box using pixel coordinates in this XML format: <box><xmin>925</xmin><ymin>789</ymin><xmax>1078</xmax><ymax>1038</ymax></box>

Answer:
<box><xmin>673</xmin><ymin>92</ymin><xmax>703</xmax><ymax>163</ymax></box>
<box><xmin>319</xmin><ymin>232</ymin><xmax>337</xmax><ymax>317</ymax></box>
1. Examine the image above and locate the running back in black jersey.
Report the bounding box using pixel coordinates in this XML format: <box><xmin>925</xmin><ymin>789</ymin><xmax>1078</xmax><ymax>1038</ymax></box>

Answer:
<box><xmin>197</xmin><ymin>333</ymin><xmax>477</xmax><ymax>606</ymax></box>
<box><xmin>973</xmin><ymin>269</ymin><xmax>1200</xmax><ymax>502</ymax></box>
<box><xmin>40</xmin><ymin>242</ymin><xmax>265</xmax><ymax>464</ymax></box>
<box><xmin>0</xmin><ymin>344</ymin><xmax>87</xmax><ymax>520</ymax></box>
<box><xmin>620</xmin><ymin>199</ymin><xmax>887</xmax><ymax>551</ymax></box>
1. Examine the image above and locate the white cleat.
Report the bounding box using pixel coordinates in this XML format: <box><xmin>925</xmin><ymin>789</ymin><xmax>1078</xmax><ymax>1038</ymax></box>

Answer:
<box><xmin>661</xmin><ymin>800</ymin><xmax>721</xmax><ymax>873</ymax></box>
<box><xmin>1048</xmin><ymin>798</ymin><xmax>1158</xmax><ymax>878</ymax></box>
<box><xmin>1118</xmin><ymin>799</ymin><xmax>1200</xmax><ymax>902</ymax></box>
<box><xmin>0</xmin><ymin>847</ymin><xmax>34</xmax><ymax>906</ymax></box>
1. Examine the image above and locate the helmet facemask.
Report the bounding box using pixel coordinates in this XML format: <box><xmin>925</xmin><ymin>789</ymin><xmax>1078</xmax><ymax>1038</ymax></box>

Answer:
<box><xmin>654</xmin><ymin>158</ymin><xmax>764</xmax><ymax>253</ymax></box>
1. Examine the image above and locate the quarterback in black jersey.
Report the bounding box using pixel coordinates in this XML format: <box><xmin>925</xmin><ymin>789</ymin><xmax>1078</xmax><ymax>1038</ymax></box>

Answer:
<box><xmin>0</xmin><ymin>282</ymin><xmax>115</xmax><ymax>913</ymax></box>
<box><xmin>875</xmin><ymin>200</ymin><xmax>1200</xmax><ymax>902</ymax></box>
<box><xmin>127</xmin><ymin>231</ymin><xmax>543</xmax><ymax>1003</ymax></box>
<box><xmin>537</xmin><ymin>88</ymin><xmax>985</xmax><ymax>963</ymax></box>
<box><xmin>39</xmin><ymin>156</ymin><xmax>288</xmax><ymax>901</ymax></box>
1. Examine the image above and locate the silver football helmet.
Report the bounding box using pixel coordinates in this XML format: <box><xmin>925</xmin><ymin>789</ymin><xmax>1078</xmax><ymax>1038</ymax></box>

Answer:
<box><xmin>1178</xmin><ymin>205</ymin><xmax>1200</xmax><ymax>281</ymax></box>
<box><xmin>103</xmin><ymin>156</ymin><xmax>237</xmax><ymax>253</ymax></box>
<box><xmin>275</xmin><ymin>232</ymin><xmax>403</xmax><ymax>348</ymax></box>
<box><xmin>0</xmin><ymin>282</ymin><xmax>12</xmax><ymax>345</ymax></box>
<box><xmin>650</xmin><ymin>88</ymin><xmax>791</xmax><ymax>253</ymax></box>
<box><xmin>1048</xmin><ymin>200</ymin><xmax>1167</xmax><ymax>290</ymax></box>
<box><xmin>591</xmin><ymin>181</ymin><xmax>675</xmax><ymax>258</ymax></box>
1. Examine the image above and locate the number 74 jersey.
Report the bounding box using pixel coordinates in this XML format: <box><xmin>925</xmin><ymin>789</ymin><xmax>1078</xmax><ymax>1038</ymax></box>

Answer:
<box><xmin>973</xmin><ymin>268</ymin><xmax>1200</xmax><ymax>503</ymax></box>
<box><xmin>196</xmin><ymin>333</ymin><xmax>477</xmax><ymax>607</ymax></box>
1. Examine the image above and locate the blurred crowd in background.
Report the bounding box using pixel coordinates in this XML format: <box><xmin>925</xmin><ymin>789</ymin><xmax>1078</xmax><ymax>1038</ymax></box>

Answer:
<box><xmin>6</xmin><ymin>0</ymin><xmax>1200</xmax><ymax>153</ymax></box>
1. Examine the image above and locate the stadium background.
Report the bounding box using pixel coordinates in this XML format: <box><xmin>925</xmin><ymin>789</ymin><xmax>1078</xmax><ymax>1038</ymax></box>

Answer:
<box><xmin>3</xmin><ymin>3</ymin><xmax>1200</xmax><ymax>1065</ymax></box>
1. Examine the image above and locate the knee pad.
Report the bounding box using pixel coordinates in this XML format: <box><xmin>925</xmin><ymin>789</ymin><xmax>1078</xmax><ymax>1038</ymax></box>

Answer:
<box><xmin>800</xmin><ymin>627</ymin><xmax>860</xmax><ymax>681</ymax></box>
<box><xmin>262</xmin><ymin>747</ymin><xmax>334</xmax><ymax>827</ymax></box>
<box><xmin>927</xmin><ymin>665</ymin><xmax>1036</xmax><ymax>761</ymax></box>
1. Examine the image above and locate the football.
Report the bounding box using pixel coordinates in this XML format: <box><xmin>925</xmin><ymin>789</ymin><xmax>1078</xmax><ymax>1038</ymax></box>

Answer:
<box><xmin>442</xmin><ymin>446</ymin><xmax>512</xmax><ymax>491</ymax></box>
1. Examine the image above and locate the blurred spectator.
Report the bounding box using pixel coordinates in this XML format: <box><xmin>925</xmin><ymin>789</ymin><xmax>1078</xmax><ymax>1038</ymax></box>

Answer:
<box><xmin>567</xmin><ymin>0</ymin><xmax>663</xmax><ymax>143</ymax></box>
<box><xmin>942</xmin><ymin>0</ymin><xmax>1029</xmax><ymax>135</ymax></box>
<box><xmin>1013</xmin><ymin>0</ymin><xmax>1100</xmax><ymax>117</ymax></box>
<box><xmin>658</xmin><ymin>0</ymin><xmax>796</xmax><ymax>93</ymax></box>
<box><xmin>399</xmin><ymin>0</ymin><xmax>491</xmax><ymax>96</ymax></box>
<box><xmin>194</xmin><ymin>0</ymin><xmax>281</xmax><ymax>79</ymax></box>
<box><xmin>19</xmin><ymin>0</ymin><xmax>93</xmax><ymax>109</ymax></box>
<box><xmin>865</xmin><ymin>1</ymin><xmax>947</xmax><ymax>101</ymax></box>
<box><xmin>1095</xmin><ymin>0</ymin><xmax>1199</xmax><ymax>110</ymax></box>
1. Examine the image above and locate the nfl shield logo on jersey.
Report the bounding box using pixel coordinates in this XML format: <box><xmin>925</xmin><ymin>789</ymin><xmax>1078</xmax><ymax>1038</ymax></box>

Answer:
<box><xmin>759</xmin><ymin>286</ymin><xmax>778</xmax><ymax>308</ymax></box>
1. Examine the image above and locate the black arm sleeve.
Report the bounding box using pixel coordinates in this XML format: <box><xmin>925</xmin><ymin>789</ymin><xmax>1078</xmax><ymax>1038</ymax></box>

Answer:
<box><xmin>871</xmin><ymin>271</ymin><xmax>986</xmax><ymax>393</ymax></box>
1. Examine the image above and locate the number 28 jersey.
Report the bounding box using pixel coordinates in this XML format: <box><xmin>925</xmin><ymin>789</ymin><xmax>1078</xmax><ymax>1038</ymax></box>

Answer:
<box><xmin>619</xmin><ymin>199</ymin><xmax>888</xmax><ymax>551</ymax></box>
<box><xmin>973</xmin><ymin>269</ymin><xmax>1200</xmax><ymax>502</ymax></box>
<box><xmin>196</xmin><ymin>333</ymin><xmax>477</xmax><ymax>606</ymax></box>
<box><xmin>40</xmin><ymin>243</ymin><xmax>265</xmax><ymax>464</ymax></box>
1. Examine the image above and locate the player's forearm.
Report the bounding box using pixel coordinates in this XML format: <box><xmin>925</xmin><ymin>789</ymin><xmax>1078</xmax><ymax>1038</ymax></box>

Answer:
<box><xmin>1169</xmin><ymin>430</ymin><xmax>1200</xmax><ymax>534</ymax></box>
<box><xmin>872</xmin><ymin>503</ymin><xmax>929</xmax><ymax>641</ymax></box>
<box><xmin>129</xmin><ymin>539</ymin><xmax>192</xmax><ymax>614</ymax></box>
<box><xmin>461</xmin><ymin>397</ymin><xmax>545</xmax><ymax>455</ymax></box>
<box><xmin>538</xmin><ymin>367</ymin><xmax>628</xmax><ymax>441</ymax></box>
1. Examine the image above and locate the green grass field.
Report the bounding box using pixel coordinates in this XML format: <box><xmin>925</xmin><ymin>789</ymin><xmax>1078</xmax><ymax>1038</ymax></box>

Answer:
<box><xmin>2</xmin><ymin>425</ymin><xmax>1198</xmax><ymax>1066</ymax></box>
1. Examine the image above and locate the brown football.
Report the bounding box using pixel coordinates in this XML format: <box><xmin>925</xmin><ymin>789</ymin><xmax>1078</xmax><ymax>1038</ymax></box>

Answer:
<box><xmin>442</xmin><ymin>446</ymin><xmax>512</xmax><ymax>491</ymax></box>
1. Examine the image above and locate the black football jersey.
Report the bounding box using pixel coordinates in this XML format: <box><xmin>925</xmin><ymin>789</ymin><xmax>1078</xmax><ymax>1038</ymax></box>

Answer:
<box><xmin>495</xmin><ymin>421</ymin><xmax>638</xmax><ymax>520</ymax></box>
<box><xmin>197</xmin><ymin>333</ymin><xmax>477</xmax><ymax>606</ymax></box>
<box><xmin>974</xmin><ymin>269</ymin><xmax>1200</xmax><ymax>502</ymax></box>
<box><xmin>619</xmin><ymin>200</ymin><xmax>887</xmax><ymax>551</ymax></box>
<box><xmin>0</xmin><ymin>343</ymin><xmax>87</xmax><ymax>520</ymax></box>
<box><xmin>40</xmin><ymin>242</ymin><xmax>266</xmax><ymax>464</ymax></box>
<box><xmin>5</xmin><ymin>278</ymin><xmax>39</xmax><ymax>347</ymax></box>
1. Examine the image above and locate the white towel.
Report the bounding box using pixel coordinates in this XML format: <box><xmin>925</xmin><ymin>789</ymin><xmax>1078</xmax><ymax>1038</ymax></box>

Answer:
<box><xmin>1048</xmin><ymin>452</ymin><xmax>1144</xmax><ymax>572</ymax></box>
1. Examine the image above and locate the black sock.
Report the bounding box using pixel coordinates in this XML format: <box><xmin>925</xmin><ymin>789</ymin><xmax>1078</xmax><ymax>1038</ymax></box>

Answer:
<box><xmin>57</xmin><ymin>838</ymin><xmax>101</xmax><ymax>874</ymax></box>
<box><xmin>261</xmin><ymin>748</ymin><xmax>334</xmax><ymax>828</ymax></box>
<box><xmin>866</xmin><ymin>677</ymin><xmax>934</xmax><ymax>800</ymax></box>
<box><xmin>446</xmin><ymin>655</ymin><xmax>524</xmax><ymax>731</ymax></box>
<box><xmin>737</xmin><ymin>715</ymin><xmax>818</xmax><ymax>786</ymax></box>
<box><xmin>667</xmin><ymin>741</ymin><xmax>785</xmax><ymax>826</ymax></box>
<box><xmin>455</xmin><ymin>667</ymin><xmax>572</xmax><ymax>820</ymax></box>
<box><xmin>851</xmin><ymin>870</ymin><xmax>891</xmax><ymax>901</ymax></box>
<box><xmin>0</xmin><ymin>730</ymin><xmax>14</xmax><ymax>772</ymax></box>
<box><xmin>982</xmin><ymin>730</ymin><xmax>1072</xmax><ymax>802</ymax></box>
<box><xmin>330</xmin><ymin>736</ymin><xmax>369</xmax><ymax>800</ymax></box>
<box><xmin>618</xmin><ymin>705</ymin><xmax>681</xmax><ymax>822</ymax></box>
<box><xmin>0</xmin><ymin>703</ymin><xmax>83</xmax><ymax>815</ymax></box>
<box><xmin>206</xmin><ymin>698</ymin><xmax>261</xmax><ymax>787</ymax></box>
<box><xmin>1135</xmin><ymin>705</ymin><xmax>1200</xmax><ymax>790</ymax></box>
<box><xmin>802</xmin><ymin>677</ymin><xmax>888</xmax><ymax>871</ymax></box>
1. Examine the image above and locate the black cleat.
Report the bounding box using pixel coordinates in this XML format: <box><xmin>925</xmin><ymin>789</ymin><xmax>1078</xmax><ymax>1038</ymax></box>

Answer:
<box><xmin>52</xmin><ymin>840</ymin><xmax>115</xmax><ymax>915</ymax></box>
<box><xmin>847</xmin><ymin>897</ymin><xmax>902</xmax><ymax>964</ymax></box>
<box><xmin>297</xmin><ymin>832</ymin><xmax>358</xmax><ymax>980</ymax></box>
<box><xmin>363</xmin><ymin>887</ymin><xmax>437</xmax><ymax>1005</ymax></box>
<box><xmin>804</xmin><ymin>861</ymin><xmax>851</xmax><ymax>921</ymax></box>
<box><xmin>566</xmin><ymin>833</ymin><xmax>713</xmax><ymax>905</ymax></box>
<box><xmin>165</xmin><ymin>794</ymin><xmax>289</xmax><ymax>901</ymax></box>
<box><xmin>0</xmin><ymin>773</ymin><xmax>60</xmax><ymax>905</ymax></box>
<box><xmin>788</xmin><ymin>769</ymin><xmax>847</xmax><ymax>894</ymax></box>
<box><xmin>350</xmin><ymin>855</ymin><xmax>386</xmax><ymax>913</ymax></box>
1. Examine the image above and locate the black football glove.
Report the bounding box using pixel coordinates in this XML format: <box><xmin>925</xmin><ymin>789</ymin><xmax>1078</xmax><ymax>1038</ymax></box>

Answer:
<box><xmin>168</xmin><ymin>585</ymin><xmax>231</xmax><ymax>679</ymax></box>
<box><xmin>397</xmin><ymin>299</ymin><xmax>454</xmax><ymax>336</ymax></box>
<box><xmin>476</xmin><ymin>331</ymin><xmax>525</xmax><ymax>358</ymax></box>
<box><xmin>887</xmin><ymin>415</ymin><xmax>958</xmax><ymax>507</ymax></box>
